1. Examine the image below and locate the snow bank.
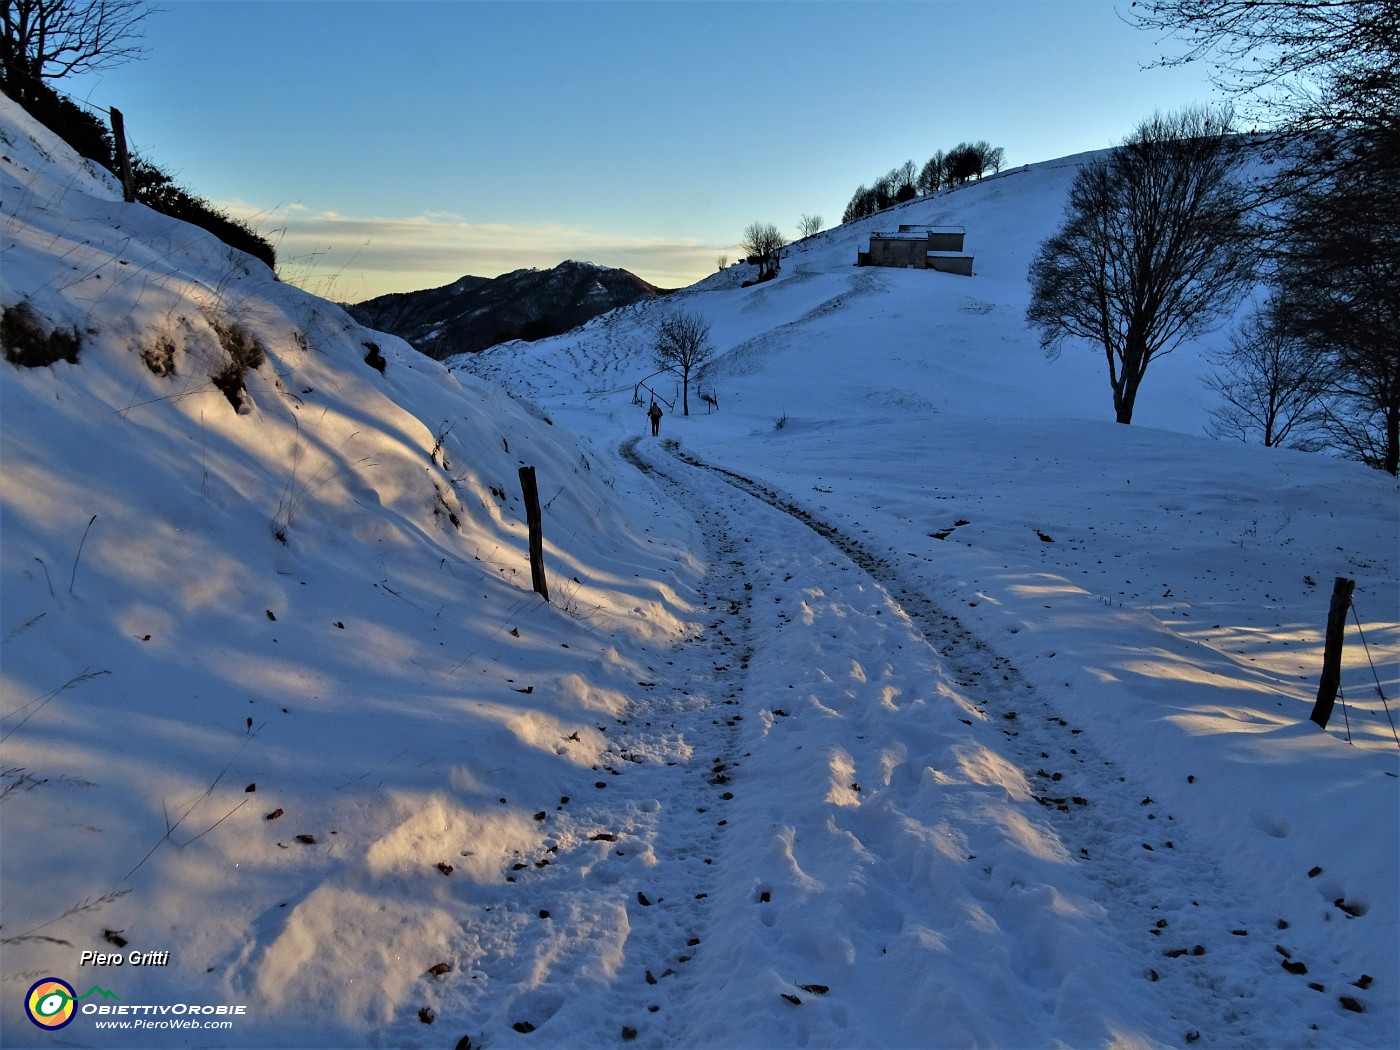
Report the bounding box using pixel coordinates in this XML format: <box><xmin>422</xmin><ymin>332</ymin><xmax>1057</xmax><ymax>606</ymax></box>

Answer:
<box><xmin>1</xmin><ymin>92</ymin><xmax>697</xmax><ymax>1048</ymax></box>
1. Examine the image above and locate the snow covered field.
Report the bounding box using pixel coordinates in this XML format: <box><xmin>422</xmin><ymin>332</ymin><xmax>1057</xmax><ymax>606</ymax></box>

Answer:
<box><xmin>2</xmin><ymin>92</ymin><xmax>1396</xmax><ymax>1049</ymax></box>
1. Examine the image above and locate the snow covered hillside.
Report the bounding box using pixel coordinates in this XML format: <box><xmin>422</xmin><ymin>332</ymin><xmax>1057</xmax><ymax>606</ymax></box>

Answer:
<box><xmin>1</xmin><ymin>94</ymin><xmax>697</xmax><ymax>1048</ymax></box>
<box><xmin>3</xmin><ymin>87</ymin><xmax>1397</xmax><ymax>1050</ymax></box>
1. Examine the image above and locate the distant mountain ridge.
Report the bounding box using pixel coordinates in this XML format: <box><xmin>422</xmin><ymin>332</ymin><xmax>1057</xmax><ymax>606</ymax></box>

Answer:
<box><xmin>347</xmin><ymin>260</ymin><xmax>667</xmax><ymax>359</ymax></box>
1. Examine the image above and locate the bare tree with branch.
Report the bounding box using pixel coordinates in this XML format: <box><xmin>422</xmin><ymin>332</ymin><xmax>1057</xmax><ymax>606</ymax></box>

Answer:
<box><xmin>1026</xmin><ymin>107</ymin><xmax>1255</xmax><ymax>424</ymax></box>
<box><xmin>1130</xmin><ymin>1</ymin><xmax>1400</xmax><ymax>473</ymax></box>
<box><xmin>1126</xmin><ymin>1</ymin><xmax>1398</xmax><ymax>134</ymax></box>
<box><xmin>917</xmin><ymin>150</ymin><xmax>946</xmax><ymax>194</ymax></box>
<box><xmin>740</xmin><ymin>221</ymin><xmax>786</xmax><ymax>282</ymax></box>
<box><xmin>2</xmin><ymin>0</ymin><xmax>154</xmax><ymax>103</ymax></box>
<box><xmin>654</xmin><ymin>310</ymin><xmax>713</xmax><ymax>416</ymax></box>
<box><xmin>1273</xmin><ymin>131</ymin><xmax>1400</xmax><ymax>473</ymax></box>
<box><xmin>1204</xmin><ymin>300</ymin><xmax>1332</xmax><ymax>448</ymax></box>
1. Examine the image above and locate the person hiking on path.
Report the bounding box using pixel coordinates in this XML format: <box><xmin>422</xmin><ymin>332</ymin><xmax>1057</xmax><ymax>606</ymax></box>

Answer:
<box><xmin>648</xmin><ymin>401</ymin><xmax>663</xmax><ymax>437</ymax></box>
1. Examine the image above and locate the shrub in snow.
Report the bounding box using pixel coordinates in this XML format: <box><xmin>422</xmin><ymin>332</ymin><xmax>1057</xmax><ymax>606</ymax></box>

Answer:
<box><xmin>139</xmin><ymin>331</ymin><xmax>178</xmax><ymax>376</ymax></box>
<box><xmin>363</xmin><ymin>340</ymin><xmax>387</xmax><ymax>373</ymax></box>
<box><xmin>7</xmin><ymin>82</ymin><xmax>277</xmax><ymax>269</ymax></box>
<box><xmin>1</xmin><ymin>300</ymin><xmax>80</xmax><ymax>367</ymax></box>
<box><xmin>207</xmin><ymin>315</ymin><xmax>265</xmax><ymax>411</ymax></box>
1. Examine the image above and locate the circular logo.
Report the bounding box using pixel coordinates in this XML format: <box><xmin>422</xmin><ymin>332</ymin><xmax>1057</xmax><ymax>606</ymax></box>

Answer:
<box><xmin>25</xmin><ymin>978</ymin><xmax>77</xmax><ymax>1030</ymax></box>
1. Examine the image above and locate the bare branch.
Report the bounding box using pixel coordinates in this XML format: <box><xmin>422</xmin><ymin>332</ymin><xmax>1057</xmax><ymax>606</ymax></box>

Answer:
<box><xmin>2</xmin><ymin>0</ymin><xmax>154</xmax><ymax>100</ymax></box>
<box><xmin>1126</xmin><ymin>1</ymin><xmax>1400</xmax><ymax>131</ymax></box>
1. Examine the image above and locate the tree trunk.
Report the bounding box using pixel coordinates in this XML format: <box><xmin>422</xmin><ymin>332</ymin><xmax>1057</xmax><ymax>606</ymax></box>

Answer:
<box><xmin>1385</xmin><ymin>402</ymin><xmax>1398</xmax><ymax>476</ymax></box>
<box><xmin>109</xmin><ymin>107</ymin><xmax>135</xmax><ymax>204</ymax></box>
<box><xmin>1115</xmin><ymin>336</ymin><xmax>1151</xmax><ymax>425</ymax></box>
<box><xmin>517</xmin><ymin>466</ymin><xmax>549</xmax><ymax>603</ymax></box>
<box><xmin>1309</xmin><ymin>576</ymin><xmax>1355</xmax><ymax>729</ymax></box>
<box><xmin>1114</xmin><ymin>372</ymin><xmax>1138</xmax><ymax>424</ymax></box>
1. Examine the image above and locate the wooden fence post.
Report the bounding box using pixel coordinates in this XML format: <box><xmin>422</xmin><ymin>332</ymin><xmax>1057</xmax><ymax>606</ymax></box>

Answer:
<box><xmin>517</xmin><ymin>465</ymin><xmax>549</xmax><ymax>602</ymax></box>
<box><xmin>109</xmin><ymin>107</ymin><xmax>135</xmax><ymax>203</ymax></box>
<box><xmin>1309</xmin><ymin>576</ymin><xmax>1355</xmax><ymax>729</ymax></box>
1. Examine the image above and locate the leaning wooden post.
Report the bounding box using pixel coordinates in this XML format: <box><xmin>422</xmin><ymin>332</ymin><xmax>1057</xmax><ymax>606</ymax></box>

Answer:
<box><xmin>1310</xmin><ymin>576</ymin><xmax>1355</xmax><ymax>729</ymax></box>
<box><xmin>517</xmin><ymin>465</ymin><xmax>549</xmax><ymax>602</ymax></box>
<box><xmin>109</xmin><ymin>107</ymin><xmax>135</xmax><ymax>203</ymax></box>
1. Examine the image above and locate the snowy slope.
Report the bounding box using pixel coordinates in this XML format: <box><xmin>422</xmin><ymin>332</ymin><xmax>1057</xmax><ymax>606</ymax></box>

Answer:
<box><xmin>3</xmin><ymin>89</ymin><xmax>1397</xmax><ymax>1050</ymax></box>
<box><xmin>1</xmin><ymin>94</ymin><xmax>700</xmax><ymax>1048</ymax></box>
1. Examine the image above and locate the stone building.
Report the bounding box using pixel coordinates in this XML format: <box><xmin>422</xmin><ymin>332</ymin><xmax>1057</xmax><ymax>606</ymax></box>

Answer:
<box><xmin>858</xmin><ymin>225</ymin><xmax>973</xmax><ymax>276</ymax></box>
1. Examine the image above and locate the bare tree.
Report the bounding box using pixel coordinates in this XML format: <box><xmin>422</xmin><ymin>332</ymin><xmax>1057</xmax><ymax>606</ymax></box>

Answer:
<box><xmin>1026</xmin><ymin>107</ymin><xmax>1255</xmax><ymax>424</ymax></box>
<box><xmin>841</xmin><ymin>184</ymin><xmax>871</xmax><ymax>224</ymax></box>
<box><xmin>871</xmin><ymin>172</ymin><xmax>897</xmax><ymax>210</ymax></box>
<box><xmin>716</xmin><ymin>254</ymin><xmax>728</xmax><ymax>271</ymax></box>
<box><xmin>891</xmin><ymin>159</ymin><xmax>918</xmax><ymax>201</ymax></box>
<box><xmin>797</xmin><ymin>214</ymin><xmax>822</xmax><ymax>239</ymax></box>
<box><xmin>1273</xmin><ymin>125</ymin><xmax>1400</xmax><ymax>473</ymax></box>
<box><xmin>842</xmin><ymin>139</ymin><xmax>1005</xmax><ymax>221</ymax></box>
<box><xmin>966</xmin><ymin>141</ymin><xmax>1004</xmax><ymax>178</ymax></box>
<box><xmin>1126</xmin><ymin>1</ymin><xmax>1398</xmax><ymax>134</ymax></box>
<box><xmin>917</xmin><ymin>150</ymin><xmax>946</xmax><ymax>194</ymax></box>
<box><xmin>1131</xmin><ymin>3</ymin><xmax>1399</xmax><ymax>472</ymax></box>
<box><xmin>1204</xmin><ymin>300</ymin><xmax>1331</xmax><ymax>448</ymax></box>
<box><xmin>1126</xmin><ymin>1</ymin><xmax>1397</xmax><ymax>238</ymax></box>
<box><xmin>1</xmin><ymin>0</ymin><xmax>153</xmax><ymax>102</ymax></box>
<box><xmin>945</xmin><ymin>143</ymin><xmax>982</xmax><ymax>185</ymax></box>
<box><xmin>654</xmin><ymin>310</ymin><xmax>713</xmax><ymax>416</ymax></box>
<box><xmin>740</xmin><ymin>221</ymin><xmax>786</xmax><ymax>282</ymax></box>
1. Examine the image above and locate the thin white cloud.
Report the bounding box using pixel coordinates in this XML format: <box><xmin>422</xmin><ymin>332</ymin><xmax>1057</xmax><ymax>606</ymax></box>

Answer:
<box><xmin>218</xmin><ymin>201</ymin><xmax>731</xmax><ymax>302</ymax></box>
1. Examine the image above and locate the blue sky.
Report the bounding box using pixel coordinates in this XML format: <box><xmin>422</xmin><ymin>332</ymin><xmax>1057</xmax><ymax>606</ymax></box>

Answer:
<box><xmin>65</xmin><ymin>0</ymin><xmax>1221</xmax><ymax>300</ymax></box>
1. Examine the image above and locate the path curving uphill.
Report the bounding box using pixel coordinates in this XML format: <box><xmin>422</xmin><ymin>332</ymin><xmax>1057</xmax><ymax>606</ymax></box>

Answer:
<box><xmin>613</xmin><ymin>436</ymin><xmax>1359</xmax><ymax>1049</ymax></box>
<box><xmin>430</xmin><ymin>431</ymin><xmax>1374</xmax><ymax>1049</ymax></box>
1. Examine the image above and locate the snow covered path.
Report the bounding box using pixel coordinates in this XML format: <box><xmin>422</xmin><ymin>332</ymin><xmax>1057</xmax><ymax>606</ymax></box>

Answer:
<box><xmin>536</xmin><ymin>435</ymin><xmax>1380</xmax><ymax>1050</ymax></box>
<box><xmin>564</xmin><ymin>436</ymin><xmax>1184</xmax><ymax>1049</ymax></box>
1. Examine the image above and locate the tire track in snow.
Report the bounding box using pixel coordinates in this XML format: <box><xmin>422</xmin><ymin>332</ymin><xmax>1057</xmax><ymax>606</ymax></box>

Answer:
<box><xmin>622</xmin><ymin>437</ymin><xmax>1165</xmax><ymax>1046</ymax></box>
<box><xmin>597</xmin><ymin>434</ymin><xmax>761</xmax><ymax>1045</ymax></box>
<box><xmin>439</xmin><ymin>437</ymin><xmax>758</xmax><ymax>1048</ymax></box>
<box><xmin>657</xmin><ymin>443</ymin><xmax>1355</xmax><ymax>1048</ymax></box>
